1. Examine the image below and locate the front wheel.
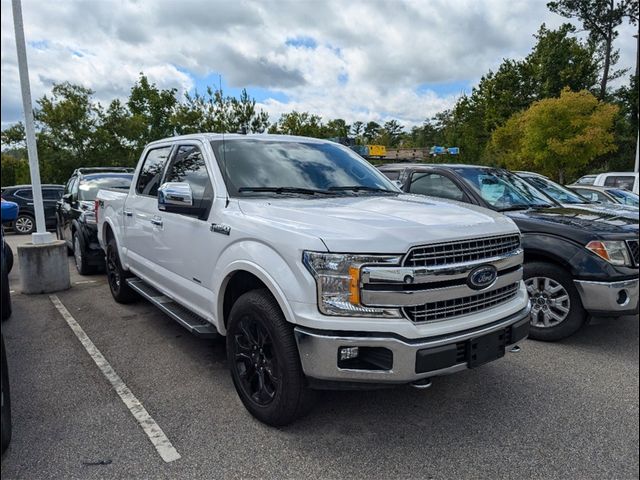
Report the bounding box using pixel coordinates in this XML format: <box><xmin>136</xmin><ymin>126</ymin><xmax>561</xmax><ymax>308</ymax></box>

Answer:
<box><xmin>14</xmin><ymin>215</ymin><xmax>34</xmax><ymax>235</ymax></box>
<box><xmin>524</xmin><ymin>261</ymin><xmax>586</xmax><ymax>341</ymax></box>
<box><xmin>73</xmin><ymin>232</ymin><xmax>95</xmax><ymax>275</ymax></box>
<box><xmin>106</xmin><ymin>237</ymin><xmax>137</xmax><ymax>303</ymax></box>
<box><xmin>227</xmin><ymin>289</ymin><xmax>314</xmax><ymax>426</ymax></box>
<box><xmin>3</xmin><ymin>242</ymin><xmax>13</xmax><ymax>274</ymax></box>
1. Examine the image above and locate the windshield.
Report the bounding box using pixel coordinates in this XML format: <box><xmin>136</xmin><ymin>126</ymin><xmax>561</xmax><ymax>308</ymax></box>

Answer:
<box><xmin>607</xmin><ymin>188</ymin><xmax>639</xmax><ymax>207</ymax></box>
<box><xmin>454</xmin><ymin>168</ymin><xmax>554</xmax><ymax>210</ymax></box>
<box><xmin>210</xmin><ymin>139</ymin><xmax>398</xmax><ymax>196</ymax></box>
<box><xmin>521</xmin><ymin>175</ymin><xmax>590</xmax><ymax>204</ymax></box>
<box><xmin>78</xmin><ymin>174</ymin><xmax>133</xmax><ymax>201</ymax></box>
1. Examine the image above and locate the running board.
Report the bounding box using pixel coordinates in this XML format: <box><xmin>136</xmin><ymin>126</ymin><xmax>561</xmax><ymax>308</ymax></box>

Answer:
<box><xmin>126</xmin><ymin>278</ymin><xmax>219</xmax><ymax>338</ymax></box>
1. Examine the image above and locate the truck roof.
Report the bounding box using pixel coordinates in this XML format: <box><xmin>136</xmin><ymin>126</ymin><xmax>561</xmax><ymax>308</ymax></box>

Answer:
<box><xmin>146</xmin><ymin>133</ymin><xmax>333</xmax><ymax>147</ymax></box>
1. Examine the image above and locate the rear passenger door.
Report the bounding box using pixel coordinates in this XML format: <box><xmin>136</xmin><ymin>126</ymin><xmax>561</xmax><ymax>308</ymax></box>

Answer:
<box><xmin>152</xmin><ymin>143</ymin><xmax>217</xmax><ymax>315</ymax></box>
<box><xmin>124</xmin><ymin>145</ymin><xmax>173</xmax><ymax>285</ymax></box>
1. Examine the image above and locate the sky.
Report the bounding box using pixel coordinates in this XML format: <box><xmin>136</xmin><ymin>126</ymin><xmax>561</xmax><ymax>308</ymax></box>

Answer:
<box><xmin>1</xmin><ymin>0</ymin><xmax>637</xmax><ymax>130</ymax></box>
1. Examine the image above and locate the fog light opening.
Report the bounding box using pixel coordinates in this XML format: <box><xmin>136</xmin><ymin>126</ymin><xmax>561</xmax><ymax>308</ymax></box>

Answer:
<box><xmin>339</xmin><ymin>346</ymin><xmax>359</xmax><ymax>361</ymax></box>
<box><xmin>616</xmin><ymin>289</ymin><xmax>629</xmax><ymax>306</ymax></box>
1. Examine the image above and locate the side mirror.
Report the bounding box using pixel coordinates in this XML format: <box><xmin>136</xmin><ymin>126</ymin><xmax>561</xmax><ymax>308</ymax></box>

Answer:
<box><xmin>62</xmin><ymin>193</ymin><xmax>73</xmax><ymax>204</ymax></box>
<box><xmin>158</xmin><ymin>182</ymin><xmax>204</xmax><ymax>216</ymax></box>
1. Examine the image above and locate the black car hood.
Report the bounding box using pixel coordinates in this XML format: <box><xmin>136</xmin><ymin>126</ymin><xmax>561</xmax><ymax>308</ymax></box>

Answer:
<box><xmin>506</xmin><ymin>206</ymin><xmax>639</xmax><ymax>242</ymax></box>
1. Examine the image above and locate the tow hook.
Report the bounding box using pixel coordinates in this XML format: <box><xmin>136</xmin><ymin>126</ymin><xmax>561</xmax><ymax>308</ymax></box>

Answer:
<box><xmin>410</xmin><ymin>378</ymin><xmax>432</xmax><ymax>389</ymax></box>
<box><xmin>510</xmin><ymin>345</ymin><xmax>521</xmax><ymax>353</ymax></box>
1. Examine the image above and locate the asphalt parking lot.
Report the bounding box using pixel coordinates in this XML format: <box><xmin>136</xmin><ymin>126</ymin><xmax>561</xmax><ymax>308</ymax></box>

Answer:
<box><xmin>1</xmin><ymin>233</ymin><xmax>638</xmax><ymax>479</ymax></box>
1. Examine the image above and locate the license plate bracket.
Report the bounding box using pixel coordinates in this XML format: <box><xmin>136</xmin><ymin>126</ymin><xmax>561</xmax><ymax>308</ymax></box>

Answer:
<box><xmin>468</xmin><ymin>329</ymin><xmax>506</xmax><ymax>368</ymax></box>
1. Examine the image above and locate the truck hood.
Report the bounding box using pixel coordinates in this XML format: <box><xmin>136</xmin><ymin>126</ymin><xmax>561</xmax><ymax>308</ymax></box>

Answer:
<box><xmin>506</xmin><ymin>206</ymin><xmax>639</xmax><ymax>242</ymax></box>
<box><xmin>238</xmin><ymin>194</ymin><xmax>518</xmax><ymax>253</ymax></box>
<box><xmin>560</xmin><ymin>203</ymin><xmax>639</xmax><ymax>221</ymax></box>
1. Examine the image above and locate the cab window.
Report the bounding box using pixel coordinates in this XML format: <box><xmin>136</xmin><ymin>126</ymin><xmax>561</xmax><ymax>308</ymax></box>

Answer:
<box><xmin>163</xmin><ymin>145</ymin><xmax>213</xmax><ymax>217</ymax></box>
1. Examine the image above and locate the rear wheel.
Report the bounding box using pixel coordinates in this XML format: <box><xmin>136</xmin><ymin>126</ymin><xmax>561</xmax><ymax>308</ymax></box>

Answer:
<box><xmin>1</xmin><ymin>255</ymin><xmax>11</xmax><ymax>322</ymax></box>
<box><xmin>524</xmin><ymin>261</ymin><xmax>586</xmax><ymax>341</ymax></box>
<box><xmin>106</xmin><ymin>237</ymin><xmax>137</xmax><ymax>303</ymax></box>
<box><xmin>14</xmin><ymin>215</ymin><xmax>34</xmax><ymax>235</ymax></box>
<box><xmin>227</xmin><ymin>289</ymin><xmax>314</xmax><ymax>426</ymax></box>
<box><xmin>3</xmin><ymin>243</ymin><xmax>13</xmax><ymax>274</ymax></box>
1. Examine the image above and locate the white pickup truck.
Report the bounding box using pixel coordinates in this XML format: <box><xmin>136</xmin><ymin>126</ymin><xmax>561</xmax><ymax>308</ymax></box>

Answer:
<box><xmin>96</xmin><ymin>134</ymin><xmax>531</xmax><ymax>425</ymax></box>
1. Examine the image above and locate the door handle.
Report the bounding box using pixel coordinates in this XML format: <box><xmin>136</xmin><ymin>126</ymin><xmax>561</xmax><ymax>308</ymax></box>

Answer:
<box><xmin>150</xmin><ymin>216</ymin><xmax>163</xmax><ymax>227</ymax></box>
<box><xmin>124</xmin><ymin>210</ymin><xmax>133</xmax><ymax>217</ymax></box>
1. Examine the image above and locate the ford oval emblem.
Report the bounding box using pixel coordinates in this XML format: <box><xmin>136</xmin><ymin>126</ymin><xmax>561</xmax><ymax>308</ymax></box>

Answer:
<box><xmin>467</xmin><ymin>265</ymin><xmax>498</xmax><ymax>290</ymax></box>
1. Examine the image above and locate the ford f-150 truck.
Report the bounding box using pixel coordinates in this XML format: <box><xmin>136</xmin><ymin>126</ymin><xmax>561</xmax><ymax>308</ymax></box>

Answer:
<box><xmin>97</xmin><ymin>134</ymin><xmax>531</xmax><ymax>425</ymax></box>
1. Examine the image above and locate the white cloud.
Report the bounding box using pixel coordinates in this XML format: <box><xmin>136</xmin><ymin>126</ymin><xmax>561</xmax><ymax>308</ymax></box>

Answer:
<box><xmin>1</xmin><ymin>0</ymin><xmax>637</xmax><ymax>129</ymax></box>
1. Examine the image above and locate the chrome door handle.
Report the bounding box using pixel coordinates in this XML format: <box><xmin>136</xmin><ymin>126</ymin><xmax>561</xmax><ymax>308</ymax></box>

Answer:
<box><xmin>124</xmin><ymin>210</ymin><xmax>133</xmax><ymax>217</ymax></box>
<box><xmin>150</xmin><ymin>217</ymin><xmax>163</xmax><ymax>227</ymax></box>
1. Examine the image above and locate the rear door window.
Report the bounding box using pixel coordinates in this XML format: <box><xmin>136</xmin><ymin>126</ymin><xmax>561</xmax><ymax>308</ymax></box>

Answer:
<box><xmin>14</xmin><ymin>189</ymin><xmax>33</xmax><ymax>200</ymax></box>
<box><xmin>136</xmin><ymin>146</ymin><xmax>172</xmax><ymax>197</ymax></box>
<box><xmin>43</xmin><ymin>188</ymin><xmax>63</xmax><ymax>200</ymax></box>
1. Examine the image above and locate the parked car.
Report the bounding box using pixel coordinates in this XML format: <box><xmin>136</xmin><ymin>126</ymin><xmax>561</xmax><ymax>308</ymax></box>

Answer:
<box><xmin>97</xmin><ymin>134</ymin><xmax>531</xmax><ymax>426</ymax></box>
<box><xmin>379</xmin><ymin>163</ymin><xmax>639</xmax><ymax>341</ymax></box>
<box><xmin>567</xmin><ymin>184</ymin><xmax>640</xmax><ymax>208</ymax></box>
<box><xmin>1</xmin><ymin>199</ymin><xmax>19</xmax><ymax>322</ymax></box>
<box><xmin>1</xmin><ymin>184</ymin><xmax>64</xmax><ymax>234</ymax></box>
<box><xmin>57</xmin><ymin>168</ymin><xmax>134</xmax><ymax>274</ymax></box>
<box><xmin>574</xmin><ymin>172</ymin><xmax>639</xmax><ymax>194</ymax></box>
<box><xmin>515</xmin><ymin>171</ymin><xmax>639</xmax><ymax>220</ymax></box>
<box><xmin>1</xmin><ymin>333</ymin><xmax>11</xmax><ymax>454</ymax></box>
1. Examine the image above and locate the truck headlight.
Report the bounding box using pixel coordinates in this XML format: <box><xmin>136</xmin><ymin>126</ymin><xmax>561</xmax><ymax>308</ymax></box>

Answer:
<box><xmin>586</xmin><ymin>240</ymin><xmax>632</xmax><ymax>266</ymax></box>
<box><xmin>303</xmin><ymin>251</ymin><xmax>402</xmax><ymax>317</ymax></box>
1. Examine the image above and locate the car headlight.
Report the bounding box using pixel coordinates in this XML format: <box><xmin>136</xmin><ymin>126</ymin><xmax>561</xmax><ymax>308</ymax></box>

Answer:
<box><xmin>302</xmin><ymin>251</ymin><xmax>403</xmax><ymax>317</ymax></box>
<box><xmin>585</xmin><ymin>240</ymin><xmax>632</xmax><ymax>266</ymax></box>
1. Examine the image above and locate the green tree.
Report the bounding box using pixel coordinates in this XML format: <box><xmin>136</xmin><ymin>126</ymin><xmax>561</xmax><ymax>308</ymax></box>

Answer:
<box><xmin>363</xmin><ymin>121</ymin><xmax>381</xmax><ymax>143</ymax></box>
<box><xmin>489</xmin><ymin>88</ymin><xmax>619</xmax><ymax>182</ymax></box>
<box><xmin>380</xmin><ymin>120</ymin><xmax>405</xmax><ymax>147</ymax></box>
<box><xmin>350</xmin><ymin>121</ymin><xmax>364</xmax><ymax>141</ymax></box>
<box><xmin>273</xmin><ymin>111</ymin><xmax>324</xmax><ymax>137</ymax></box>
<box><xmin>547</xmin><ymin>0</ymin><xmax>638</xmax><ymax>99</ymax></box>
<box><xmin>325</xmin><ymin>118</ymin><xmax>350</xmax><ymax>138</ymax></box>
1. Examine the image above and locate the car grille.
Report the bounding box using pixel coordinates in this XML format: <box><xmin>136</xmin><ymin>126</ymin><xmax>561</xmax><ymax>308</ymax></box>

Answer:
<box><xmin>403</xmin><ymin>283</ymin><xmax>520</xmax><ymax>323</ymax></box>
<box><xmin>404</xmin><ymin>234</ymin><xmax>521</xmax><ymax>267</ymax></box>
<box><xmin>627</xmin><ymin>240</ymin><xmax>639</xmax><ymax>266</ymax></box>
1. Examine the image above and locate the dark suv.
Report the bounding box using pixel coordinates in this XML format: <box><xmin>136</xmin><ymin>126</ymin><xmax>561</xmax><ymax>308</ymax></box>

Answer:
<box><xmin>379</xmin><ymin>163</ymin><xmax>639</xmax><ymax>341</ymax></box>
<box><xmin>0</xmin><ymin>184</ymin><xmax>64</xmax><ymax>234</ymax></box>
<box><xmin>57</xmin><ymin>168</ymin><xmax>133</xmax><ymax>274</ymax></box>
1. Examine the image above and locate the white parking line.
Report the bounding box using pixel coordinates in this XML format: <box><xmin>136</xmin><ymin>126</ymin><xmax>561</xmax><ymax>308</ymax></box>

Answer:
<box><xmin>49</xmin><ymin>295</ymin><xmax>181</xmax><ymax>463</ymax></box>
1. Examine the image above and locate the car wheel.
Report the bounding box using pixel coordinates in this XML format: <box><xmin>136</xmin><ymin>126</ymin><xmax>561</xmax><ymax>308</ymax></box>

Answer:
<box><xmin>1</xmin><ymin>256</ymin><xmax>11</xmax><ymax>322</ymax></box>
<box><xmin>3</xmin><ymin>243</ymin><xmax>13</xmax><ymax>275</ymax></box>
<box><xmin>14</xmin><ymin>214</ymin><xmax>34</xmax><ymax>235</ymax></box>
<box><xmin>106</xmin><ymin>237</ymin><xmax>137</xmax><ymax>303</ymax></box>
<box><xmin>1</xmin><ymin>334</ymin><xmax>11</xmax><ymax>454</ymax></box>
<box><xmin>524</xmin><ymin>261</ymin><xmax>586</xmax><ymax>341</ymax></box>
<box><xmin>56</xmin><ymin>223</ymin><xmax>73</xmax><ymax>255</ymax></box>
<box><xmin>227</xmin><ymin>289</ymin><xmax>314</xmax><ymax>426</ymax></box>
<box><xmin>73</xmin><ymin>232</ymin><xmax>95</xmax><ymax>275</ymax></box>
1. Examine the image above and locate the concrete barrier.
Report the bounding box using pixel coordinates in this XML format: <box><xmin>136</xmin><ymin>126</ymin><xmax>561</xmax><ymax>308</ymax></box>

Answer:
<box><xmin>17</xmin><ymin>240</ymin><xmax>70</xmax><ymax>294</ymax></box>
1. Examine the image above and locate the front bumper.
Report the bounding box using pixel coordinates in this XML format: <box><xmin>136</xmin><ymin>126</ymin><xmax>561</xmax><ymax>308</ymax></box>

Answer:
<box><xmin>574</xmin><ymin>278</ymin><xmax>639</xmax><ymax>316</ymax></box>
<box><xmin>294</xmin><ymin>304</ymin><xmax>531</xmax><ymax>385</ymax></box>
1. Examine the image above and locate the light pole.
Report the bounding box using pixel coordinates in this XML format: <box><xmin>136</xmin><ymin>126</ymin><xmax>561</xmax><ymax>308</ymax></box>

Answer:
<box><xmin>11</xmin><ymin>0</ymin><xmax>52</xmax><ymax>244</ymax></box>
<box><xmin>634</xmin><ymin>33</ymin><xmax>639</xmax><ymax>173</ymax></box>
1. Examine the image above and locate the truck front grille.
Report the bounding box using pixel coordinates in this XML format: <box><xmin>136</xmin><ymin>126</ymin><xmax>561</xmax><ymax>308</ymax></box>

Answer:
<box><xmin>403</xmin><ymin>283</ymin><xmax>520</xmax><ymax>323</ymax></box>
<box><xmin>404</xmin><ymin>234</ymin><xmax>521</xmax><ymax>267</ymax></box>
<box><xmin>627</xmin><ymin>240</ymin><xmax>639</xmax><ymax>266</ymax></box>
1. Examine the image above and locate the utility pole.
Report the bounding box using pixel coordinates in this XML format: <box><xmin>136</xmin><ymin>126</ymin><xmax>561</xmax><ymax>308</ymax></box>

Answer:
<box><xmin>11</xmin><ymin>0</ymin><xmax>52</xmax><ymax>244</ymax></box>
<box><xmin>634</xmin><ymin>33</ymin><xmax>639</xmax><ymax>173</ymax></box>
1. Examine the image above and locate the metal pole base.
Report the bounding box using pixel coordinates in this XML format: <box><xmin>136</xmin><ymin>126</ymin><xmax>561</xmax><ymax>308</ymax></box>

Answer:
<box><xmin>17</xmin><ymin>240</ymin><xmax>71</xmax><ymax>294</ymax></box>
<box><xmin>31</xmin><ymin>231</ymin><xmax>54</xmax><ymax>245</ymax></box>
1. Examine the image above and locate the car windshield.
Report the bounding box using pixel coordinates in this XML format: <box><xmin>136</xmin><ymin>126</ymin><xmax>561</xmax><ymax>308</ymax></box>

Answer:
<box><xmin>210</xmin><ymin>139</ymin><xmax>398</xmax><ymax>197</ymax></box>
<box><xmin>607</xmin><ymin>188</ymin><xmax>639</xmax><ymax>207</ymax></box>
<box><xmin>576</xmin><ymin>175</ymin><xmax>596</xmax><ymax>185</ymax></box>
<box><xmin>454</xmin><ymin>167</ymin><xmax>554</xmax><ymax>210</ymax></box>
<box><xmin>520</xmin><ymin>175</ymin><xmax>590</xmax><ymax>204</ymax></box>
<box><xmin>78</xmin><ymin>174</ymin><xmax>133</xmax><ymax>201</ymax></box>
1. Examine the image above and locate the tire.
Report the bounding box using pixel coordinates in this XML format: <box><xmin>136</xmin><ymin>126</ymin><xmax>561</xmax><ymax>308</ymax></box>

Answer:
<box><xmin>56</xmin><ymin>223</ymin><xmax>73</xmax><ymax>255</ymax></box>
<box><xmin>226</xmin><ymin>289</ymin><xmax>315</xmax><ymax>426</ymax></box>
<box><xmin>3</xmin><ymin>243</ymin><xmax>13</xmax><ymax>275</ymax></box>
<box><xmin>73</xmin><ymin>231</ymin><xmax>95</xmax><ymax>275</ymax></box>
<box><xmin>524</xmin><ymin>261</ymin><xmax>587</xmax><ymax>341</ymax></box>
<box><xmin>1</xmin><ymin>256</ymin><xmax>11</xmax><ymax>322</ymax></box>
<box><xmin>1</xmin><ymin>334</ymin><xmax>11</xmax><ymax>454</ymax></box>
<box><xmin>105</xmin><ymin>237</ymin><xmax>138</xmax><ymax>303</ymax></box>
<box><xmin>14</xmin><ymin>214</ymin><xmax>34</xmax><ymax>235</ymax></box>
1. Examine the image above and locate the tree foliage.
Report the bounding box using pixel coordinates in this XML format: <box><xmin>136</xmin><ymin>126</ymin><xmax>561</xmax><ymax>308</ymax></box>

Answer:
<box><xmin>489</xmin><ymin>88</ymin><xmax>619</xmax><ymax>182</ymax></box>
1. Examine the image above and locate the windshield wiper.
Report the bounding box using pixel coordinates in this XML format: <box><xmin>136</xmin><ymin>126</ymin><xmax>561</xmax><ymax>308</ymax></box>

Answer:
<box><xmin>328</xmin><ymin>186</ymin><xmax>397</xmax><ymax>193</ymax></box>
<box><xmin>238</xmin><ymin>187</ymin><xmax>331</xmax><ymax>195</ymax></box>
<box><xmin>496</xmin><ymin>205</ymin><xmax>533</xmax><ymax>212</ymax></box>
